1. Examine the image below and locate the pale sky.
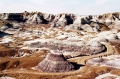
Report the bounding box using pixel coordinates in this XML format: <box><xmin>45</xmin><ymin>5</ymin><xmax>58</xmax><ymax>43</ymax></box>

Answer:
<box><xmin>0</xmin><ymin>0</ymin><xmax>120</xmax><ymax>15</ymax></box>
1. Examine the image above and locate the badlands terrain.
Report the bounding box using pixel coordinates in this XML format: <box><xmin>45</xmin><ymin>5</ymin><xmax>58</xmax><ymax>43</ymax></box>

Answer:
<box><xmin>0</xmin><ymin>11</ymin><xmax>120</xmax><ymax>79</ymax></box>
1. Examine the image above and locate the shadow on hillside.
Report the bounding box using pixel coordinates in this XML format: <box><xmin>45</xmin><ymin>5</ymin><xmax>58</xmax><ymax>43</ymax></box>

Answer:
<box><xmin>71</xmin><ymin>62</ymin><xmax>85</xmax><ymax>70</ymax></box>
<box><xmin>0</xmin><ymin>32</ymin><xmax>9</xmax><ymax>37</ymax></box>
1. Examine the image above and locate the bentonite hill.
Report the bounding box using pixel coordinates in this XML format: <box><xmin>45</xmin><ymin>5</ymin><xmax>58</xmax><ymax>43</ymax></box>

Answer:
<box><xmin>0</xmin><ymin>11</ymin><xmax>120</xmax><ymax>79</ymax></box>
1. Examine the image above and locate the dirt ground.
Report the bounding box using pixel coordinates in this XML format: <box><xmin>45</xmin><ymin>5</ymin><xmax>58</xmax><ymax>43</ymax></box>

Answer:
<box><xmin>0</xmin><ymin>24</ymin><xmax>120</xmax><ymax>79</ymax></box>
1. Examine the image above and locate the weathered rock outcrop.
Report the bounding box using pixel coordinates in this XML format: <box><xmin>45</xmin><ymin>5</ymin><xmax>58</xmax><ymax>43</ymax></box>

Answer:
<box><xmin>1</xmin><ymin>13</ymin><xmax>24</xmax><ymax>22</ymax></box>
<box><xmin>0</xmin><ymin>12</ymin><xmax>120</xmax><ymax>33</ymax></box>
<box><xmin>37</xmin><ymin>51</ymin><xmax>74</xmax><ymax>72</ymax></box>
<box><xmin>87</xmin><ymin>41</ymin><xmax>106</xmax><ymax>54</ymax></box>
<box><xmin>0</xmin><ymin>21</ymin><xmax>13</xmax><ymax>32</ymax></box>
<box><xmin>65</xmin><ymin>12</ymin><xmax>120</xmax><ymax>32</ymax></box>
<box><xmin>26</xmin><ymin>13</ymin><xmax>48</xmax><ymax>24</ymax></box>
<box><xmin>51</xmin><ymin>13</ymin><xmax>75</xmax><ymax>27</ymax></box>
<box><xmin>43</xmin><ymin>14</ymin><xmax>55</xmax><ymax>22</ymax></box>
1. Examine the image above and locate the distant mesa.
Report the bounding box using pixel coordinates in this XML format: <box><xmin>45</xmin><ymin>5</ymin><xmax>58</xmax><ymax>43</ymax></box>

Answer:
<box><xmin>0</xmin><ymin>11</ymin><xmax>120</xmax><ymax>33</ymax></box>
<box><xmin>37</xmin><ymin>50</ymin><xmax>75</xmax><ymax>72</ymax></box>
<box><xmin>1</xmin><ymin>13</ymin><xmax>24</xmax><ymax>22</ymax></box>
